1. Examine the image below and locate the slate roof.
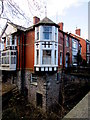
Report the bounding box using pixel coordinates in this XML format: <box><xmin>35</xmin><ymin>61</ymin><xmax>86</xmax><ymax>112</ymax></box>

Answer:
<box><xmin>34</xmin><ymin>17</ymin><xmax>59</xmax><ymax>27</ymax></box>
<box><xmin>8</xmin><ymin>22</ymin><xmax>27</xmax><ymax>31</ymax></box>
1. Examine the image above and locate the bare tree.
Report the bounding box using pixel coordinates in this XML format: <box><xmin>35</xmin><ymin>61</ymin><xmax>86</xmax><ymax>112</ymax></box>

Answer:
<box><xmin>0</xmin><ymin>0</ymin><xmax>45</xmax><ymax>31</ymax></box>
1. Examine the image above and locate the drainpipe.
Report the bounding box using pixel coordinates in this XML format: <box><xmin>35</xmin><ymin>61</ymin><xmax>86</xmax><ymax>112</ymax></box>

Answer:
<box><xmin>62</xmin><ymin>32</ymin><xmax>65</xmax><ymax>73</ymax></box>
<box><xmin>21</xmin><ymin>33</ymin><xmax>24</xmax><ymax>94</ymax></box>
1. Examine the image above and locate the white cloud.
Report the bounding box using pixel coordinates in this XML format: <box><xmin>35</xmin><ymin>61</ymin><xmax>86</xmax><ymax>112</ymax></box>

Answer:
<box><xmin>47</xmin><ymin>0</ymin><xmax>80</xmax><ymax>17</ymax></box>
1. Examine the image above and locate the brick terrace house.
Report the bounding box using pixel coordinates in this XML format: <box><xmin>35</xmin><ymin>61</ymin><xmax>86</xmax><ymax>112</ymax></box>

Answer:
<box><xmin>70</xmin><ymin>29</ymin><xmax>86</xmax><ymax>62</ymax></box>
<box><xmin>1</xmin><ymin>16</ymin><xmax>81</xmax><ymax>111</ymax></box>
<box><xmin>58</xmin><ymin>22</ymin><xmax>80</xmax><ymax>69</ymax></box>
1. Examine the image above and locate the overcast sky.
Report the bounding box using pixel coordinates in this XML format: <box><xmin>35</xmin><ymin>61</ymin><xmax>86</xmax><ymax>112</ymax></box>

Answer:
<box><xmin>0</xmin><ymin>0</ymin><xmax>89</xmax><ymax>39</ymax></box>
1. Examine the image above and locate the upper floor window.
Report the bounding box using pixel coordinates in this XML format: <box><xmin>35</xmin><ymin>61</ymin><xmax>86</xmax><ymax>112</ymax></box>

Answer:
<box><xmin>7</xmin><ymin>36</ymin><xmax>10</xmax><ymax>46</ymax></box>
<box><xmin>72</xmin><ymin>39</ymin><xmax>77</xmax><ymax>49</ymax></box>
<box><xmin>37</xmin><ymin>27</ymin><xmax>39</xmax><ymax>40</ymax></box>
<box><xmin>12</xmin><ymin>36</ymin><xmax>15</xmax><ymax>45</ymax></box>
<box><xmin>36</xmin><ymin>50</ymin><xmax>39</xmax><ymax>65</ymax></box>
<box><xmin>66</xmin><ymin>36</ymin><xmax>69</xmax><ymax>47</ymax></box>
<box><xmin>55</xmin><ymin>50</ymin><xmax>56</xmax><ymax>65</ymax></box>
<box><xmin>55</xmin><ymin>27</ymin><xmax>57</xmax><ymax>41</ymax></box>
<box><xmin>43</xmin><ymin>26</ymin><xmax>52</xmax><ymax>40</ymax></box>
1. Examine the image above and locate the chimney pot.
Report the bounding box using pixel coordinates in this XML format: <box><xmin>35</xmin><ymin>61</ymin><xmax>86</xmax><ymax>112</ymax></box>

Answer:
<box><xmin>58</xmin><ymin>22</ymin><xmax>64</xmax><ymax>31</ymax></box>
<box><xmin>33</xmin><ymin>16</ymin><xmax>40</xmax><ymax>25</ymax></box>
<box><xmin>75</xmin><ymin>28</ymin><xmax>81</xmax><ymax>36</ymax></box>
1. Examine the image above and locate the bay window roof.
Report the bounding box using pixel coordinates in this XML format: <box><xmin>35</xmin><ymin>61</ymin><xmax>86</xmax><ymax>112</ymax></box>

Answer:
<box><xmin>34</xmin><ymin>17</ymin><xmax>59</xmax><ymax>28</ymax></box>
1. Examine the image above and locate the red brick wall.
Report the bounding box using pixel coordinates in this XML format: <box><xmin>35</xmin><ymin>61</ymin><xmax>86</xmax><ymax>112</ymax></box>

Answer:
<box><xmin>17</xmin><ymin>33</ymin><xmax>25</xmax><ymax>70</ymax></box>
<box><xmin>25</xmin><ymin>30</ymin><xmax>35</xmax><ymax>72</ymax></box>
<box><xmin>58</xmin><ymin>31</ymin><xmax>72</xmax><ymax>70</ymax></box>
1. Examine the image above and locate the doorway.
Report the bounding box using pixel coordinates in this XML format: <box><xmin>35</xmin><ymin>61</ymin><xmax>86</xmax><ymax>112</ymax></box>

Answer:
<box><xmin>36</xmin><ymin>93</ymin><xmax>42</xmax><ymax>107</ymax></box>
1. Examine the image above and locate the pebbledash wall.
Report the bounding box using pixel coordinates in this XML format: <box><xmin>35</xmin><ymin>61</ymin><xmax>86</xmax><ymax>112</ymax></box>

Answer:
<box><xmin>16</xmin><ymin>70</ymin><xmax>60</xmax><ymax>112</ymax></box>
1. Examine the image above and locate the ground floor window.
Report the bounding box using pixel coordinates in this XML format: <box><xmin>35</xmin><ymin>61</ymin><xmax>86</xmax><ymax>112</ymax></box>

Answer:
<box><xmin>31</xmin><ymin>73</ymin><xmax>37</xmax><ymax>83</ymax></box>
<box><xmin>60</xmin><ymin>52</ymin><xmax>62</xmax><ymax>65</ymax></box>
<box><xmin>42</xmin><ymin>50</ymin><xmax>51</xmax><ymax>64</ymax></box>
<box><xmin>36</xmin><ymin>93</ymin><xmax>42</xmax><ymax>107</ymax></box>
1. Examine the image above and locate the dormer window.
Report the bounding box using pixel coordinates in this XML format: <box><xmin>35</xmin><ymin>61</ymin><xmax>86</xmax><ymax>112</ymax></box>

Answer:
<box><xmin>43</xmin><ymin>26</ymin><xmax>52</xmax><ymax>40</ymax></box>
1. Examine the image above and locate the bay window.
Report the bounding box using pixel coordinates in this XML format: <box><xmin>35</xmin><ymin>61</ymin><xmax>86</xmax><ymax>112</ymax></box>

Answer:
<box><xmin>42</xmin><ymin>50</ymin><xmax>51</xmax><ymax>64</ymax></box>
<box><xmin>43</xmin><ymin>26</ymin><xmax>52</xmax><ymax>40</ymax></box>
<box><xmin>37</xmin><ymin>27</ymin><xmax>39</xmax><ymax>40</ymax></box>
<box><xmin>55</xmin><ymin>27</ymin><xmax>57</xmax><ymax>41</ymax></box>
<box><xmin>36</xmin><ymin>50</ymin><xmax>39</xmax><ymax>65</ymax></box>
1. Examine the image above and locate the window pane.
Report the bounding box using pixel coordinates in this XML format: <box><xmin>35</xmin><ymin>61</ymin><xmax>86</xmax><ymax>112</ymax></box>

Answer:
<box><xmin>37</xmin><ymin>27</ymin><xmax>39</xmax><ymax>40</ymax></box>
<box><xmin>36</xmin><ymin>50</ymin><xmax>39</xmax><ymax>65</ymax></box>
<box><xmin>55</xmin><ymin>50</ymin><xmax>56</xmax><ymax>64</ymax></box>
<box><xmin>43</xmin><ymin>26</ymin><xmax>52</xmax><ymax>40</ymax></box>
<box><xmin>42</xmin><ymin>50</ymin><xmax>51</xmax><ymax>64</ymax></box>
<box><xmin>60</xmin><ymin>52</ymin><xmax>62</xmax><ymax>65</ymax></box>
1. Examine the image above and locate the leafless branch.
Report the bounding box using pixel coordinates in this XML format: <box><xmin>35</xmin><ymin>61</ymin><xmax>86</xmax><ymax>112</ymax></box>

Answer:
<box><xmin>0</xmin><ymin>0</ymin><xmax>4</xmax><ymax>17</ymax></box>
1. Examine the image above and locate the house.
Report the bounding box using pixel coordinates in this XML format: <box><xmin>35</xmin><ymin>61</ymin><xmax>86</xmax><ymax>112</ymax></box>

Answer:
<box><xmin>1</xmin><ymin>16</ymin><xmax>81</xmax><ymax>111</ymax></box>
<box><xmin>58</xmin><ymin>23</ymin><xmax>79</xmax><ymax>69</ymax></box>
<box><xmin>86</xmin><ymin>39</ymin><xmax>90</xmax><ymax>65</ymax></box>
<box><xmin>1</xmin><ymin>22</ymin><xmax>26</xmax><ymax>84</ymax></box>
<box><xmin>70</xmin><ymin>29</ymin><xmax>86</xmax><ymax>62</ymax></box>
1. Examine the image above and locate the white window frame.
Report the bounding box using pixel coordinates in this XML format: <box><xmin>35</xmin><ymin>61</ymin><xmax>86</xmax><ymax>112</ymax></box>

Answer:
<box><xmin>43</xmin><ymin>26</ymin><xmax>52</xmax><ymax>40</ymax></box>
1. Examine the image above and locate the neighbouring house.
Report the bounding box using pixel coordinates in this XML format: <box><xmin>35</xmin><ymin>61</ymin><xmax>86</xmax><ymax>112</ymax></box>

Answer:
<box><xmin>1</xmin><ymin>16</ymin><xmax>85</xmax><ymax>112</ymax></box>
<box><xmin>86</xmin><ymin>39</ymin><xmax>90</xmax><ymax>65</ymax></box>
<box><xmin>1</xmin><ymin>22</ymin><xmax>26</xmax><ymax>84</ymax></box>
<box><xmin>70</xmin><ymin>29</ymin><xmax>86</xmax><ymax>62</ymax></box>
<box><xmin>58</xmin><ymin>23</ymin><xmax>79</xmax><ymax>69</ymax></box>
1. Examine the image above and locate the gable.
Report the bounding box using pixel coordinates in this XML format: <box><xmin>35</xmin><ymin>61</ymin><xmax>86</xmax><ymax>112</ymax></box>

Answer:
<box><xmin>2</xmin><ymin>23</ymin><xmax>17</xmax><ymax>38</ymax></box>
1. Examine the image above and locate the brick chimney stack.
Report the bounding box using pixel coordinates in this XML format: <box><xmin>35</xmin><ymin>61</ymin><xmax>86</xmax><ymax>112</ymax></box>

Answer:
<box><xmin>75</xmin><ymin>28</ymin><xmax>81</xmax><ymax>36</ymax></box>
<box><xmin>33</xmin><ymin>16</ymin><xmax>40</xmax><ymax>25</ymax></box>
<box><xmin>58</xmin><ymin>22</ymin><xmax>64</xmax><ymax>31</ymax></box>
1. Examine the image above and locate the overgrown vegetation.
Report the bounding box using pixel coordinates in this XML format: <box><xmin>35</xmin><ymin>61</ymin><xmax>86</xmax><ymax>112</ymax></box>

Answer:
<box><xmin>2</xmin><ymin>75</ymin><xmax>90</xmax><ymax>120</ymax></box>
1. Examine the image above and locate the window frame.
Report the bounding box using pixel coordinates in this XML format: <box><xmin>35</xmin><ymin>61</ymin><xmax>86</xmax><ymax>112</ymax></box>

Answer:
<box><xmin>60</xmin><ymin>52</ymin><xmax>62</xmax><ymax>65</ymax></box>
<box><xmin>43</xmin><ymin>26</ymin><xmax>52</xmax><ymax>40</ymax></box>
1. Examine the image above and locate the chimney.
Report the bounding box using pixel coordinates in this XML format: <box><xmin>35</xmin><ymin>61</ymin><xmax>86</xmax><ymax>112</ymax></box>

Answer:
<box><xmin>75</xmin><ymin>28</ymin><xmax>81</xmax><ymax>36</ymax></box>
<box><xmin>58</xmin><ymin>22</ymin><xmax>64</xmax><ymax>31</ymax></box>
<box><xmin>33</xmin><ymin>16</ymin><xmax>40</xmax><ymax>25</ymax></box>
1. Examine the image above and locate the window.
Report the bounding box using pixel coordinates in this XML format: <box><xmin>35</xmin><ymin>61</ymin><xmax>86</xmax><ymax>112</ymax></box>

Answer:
<box><xmin>55</xmin><ymin>27</ymin><xmax>57</xmax><ymax>41</ymax></box>
<box><xmin>60</xmin><ymin>52</ymin><xmax>62</xmax><ymax>65</ymax></box>
<box><xmin>31</xmin><ymin>73</ymin><xmax>37</xmax><ymax>83</ymax></box>
<box><xmin>36</xmin><ymin>50</ymin><xmax>39</xmax><ymax>65</ymax></box>
<box><xmin>11</xmin><ymin>51</ymin><xmax>16</xmax><ymax>64</ymax></box>
<box><xmin>18</xmin><ymin>36</ymin><xmax>20</xmax><ymax>45</ymax></box>
<box><xmin>42</xmin><ymin>50</ymin><xmax>51</xmax><ymax>64</ymax></box>
<box><xmin>55</xmin><ymin>50</ymin><xmax>56</xmax><ymax>65</ymax></box>
<box><xmin>72</xmin><ymin>39</ymin><xmax>77</xmax><ymax>49</ymax></box>
<box><xmin>43</xmin><ymin>26</ymin><xmax>52</xmax><ymax>40</ymax></box>
<box><xmin>12</xmin><ymin>36</ymin><xmax>15</xmax><ymax>45</ymax></box>
<box><xmin>36</xmin><ymin>93</ymin><xmax>42</xmax><ymax>107</ymax></box>
<box><xmin>87</xmin><ymin>56</ymin><xmax>90</xmax><ymax>64</ymax></box>
<box><xmin>87</xmin><ymin>44</ymin><xmax>89</xmax><ymax>53</ymax></box>
<box><xmin>7</xmin><ymin>36</ymin><xmax>10</xmax><ymax>46</ymax></box>
<box><xmin>37</xmin><ymin>27</ymin><xmax>39</xmax><ymax>40</ymax></box>
<box><xmin>66</xmin><ymin>36</ymin><xmax>69</xmax><ymax>47</ymax></box>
